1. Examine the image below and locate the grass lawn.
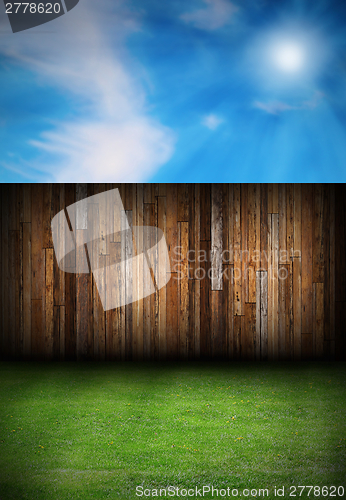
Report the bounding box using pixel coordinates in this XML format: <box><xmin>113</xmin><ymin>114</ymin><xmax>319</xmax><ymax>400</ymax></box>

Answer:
<box><xmin>0</xmin><ymin>362</ymin><xmax>345</xmax><ymax>499</ymax></box>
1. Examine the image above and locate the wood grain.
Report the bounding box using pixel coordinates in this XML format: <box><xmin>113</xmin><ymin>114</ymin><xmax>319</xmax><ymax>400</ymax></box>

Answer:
<box><xmin>0</xmin><ymin>183</ymin><xmax>344</xmax><ymax>361</ymax></box>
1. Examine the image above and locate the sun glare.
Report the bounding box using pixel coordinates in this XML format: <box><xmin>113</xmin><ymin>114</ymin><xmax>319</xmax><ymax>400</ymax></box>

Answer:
<box><xmin>272</xmin><ymin>42</ymin><xmax>305</xmax><ymax>73</ymax></box>
<box><xmin>246</xmin><ymin>23</ymin><xmax>329</xmax><ymax>90</ymax></box>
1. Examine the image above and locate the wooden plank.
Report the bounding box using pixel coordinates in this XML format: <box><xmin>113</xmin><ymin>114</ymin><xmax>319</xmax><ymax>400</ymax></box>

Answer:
<box><xmin>188</xmin><ymin>185</ymin><xmax>197</xmax><ymax>278</ymax></box>
<box><xmin>227</xmin><ymin>184</ymin><xmax>234</xmax><ymax>265</ymax></box>
<box><xmin>99</xmin><ymin>184</ymin><xmax>108</xmax><ymax>257</ymax></box>
<box><xmin>42</xmin><ymin>184</ymin><xmax>53</xmax><ymax>248</ymax></box>
<box><xmin>166</xmin><ymin>273</ymin><xmax>178</xmax><ymax>360</ymax></box>
<box><xmin>109</xmin><ymin>242</ymin><xmax>123</xmax><ymax>361</ymax></box>
<box><xmin>222</xmin><ymin>184</ymin><xmax>229</xmax><ymax>266</ymax></box>
<box><xmin>143</xmin><ymin>204</ymin><xmax>155</xmax><ymax>360</ymax></box>
<box><xmin>194</xmin><ymin>279</ymin><xmax>201</xmax><ymax>359</ymax></box>
<box><xmin>285</xmin><ymin>263</ymin><xmax>293</xmax><ymax>360</ymax></box>
<box><xmin>268</xmin><ymin>213</ymin><xmax>274</xmax><ymax>360</ymax></box>
<box><xmin>323</xmin><ymin>185</ymin><xmax>330</xmax><ymax>344</ymax></box>
<box><xmin>329</xmin><ymin>185</ymin><xmax>335</xmax><ymax>344</ymax></box>
<box><xmin>293</xmin><ymin>184</ymin><xmax>302</xmax><ymax>258</ymax></box>
<box><xmin>268</xmin><ymin>184</ymin><xmax>273</xmax><ymax>214</ymax></box>
<box><xmin>143</xmin><ymin>184</ymin><xmax>154</xmax><ymax>204</ymax></box>
<box><xmin>211</xmin><ymin>184</ymin><xmax>223</xmax><ymax>291</ymax></box>
<box><xmin>125</xmin><ymin>184</ymin><xmax>133</xmax><ymax>211</ymax></box>
<box><xmin>278</xmin><ymin>253</ymin><xmax>286</xmax><ymax>360</ymax></box>
<box><xmin>106</xmin><ymin>244</ymin><xmax>115</xmax><ymax>360</ymax></box>
<box><xmin>158</xmin><ymin>184</ymin><xmax>167</xmax><ymax>196</ymax></box>
<box><xmin>31</xmin><ymin>184</ymin><xmax>45</xmax><ymax>301</ymax></box>
<box><xmin>194</xmin><ymin>184</ymin><xmax>201</xmax><ymax>359</ymax></box>
<box><xmin>64</xmin><ymin>184</ymin><xmax>76</xmax><ymax>361</ymax></box>
<box><xmin>45</xmin><ymin>249</ymin><xmax>54</xmax><ymax>360</ymax></box>
<box><xmin>166</xmin><ymin>184</ymin><xmax>178</xmax><ymax>270</ymax></box>
<box><xmin>200</xmin><ymin>184</ymin><xmax>211</xmax><ymax>241</ymax></box>
<box><xmin>53</xmin><ymin>185</ymin><xmax>65</xmax><ymax>306</ymax></box>
<box><xmin>255</xmin><ymin>184</ymin><xmax>261</xmax><ymax>276</ymax></box>
<box><xmin>105</xmin><ymin>256</ymin><xmax>114</xmax><ymax>362</ymax></box>
<box><xmin>286</xmin><ymin>184</ymin><xmax>294</xmax><ymax>263</ymax></box>
<box><xmin>135</xmin><ymin>184</ymin><xmax>144</xmax><ymax>361</ymax></box>
<box><xmin>278</xmin><ymin>184</ymin><xmax>287</xmax><ymax>264</ymax></box>
<box><xmin>247</xmin><ymin>184</ymin><xmax>257</xmax><ymax>302</ymax></box>
<box><xmin>313</xmin><ymin>282</ymin><xmax>324</xmax><ymax>358</ymax></box>
<box><xmin>157</xmin><ymin>195</ymin><xmax>168</xmax><ymax>360</ymax></box>
<box><xmin>260</xmin><ymin>184</ymin><xmax>268</xmax><ymax>271</ymax></box>
<box><xmin>18</xmin><ymin>220</ymin><xmax>23</xmax><ymax>359</ymax></box>
<box><xmin>153</xmin><ymin>200</ymin><xmax>159</xmax><ymax>361</ymax></box>
<box><xmin>293</xmin><ymin>257</ymin><xmax>302</xmax><ymax>360</ymax></box>
<box><xmin>76</xmin><ymin>184</ymin><xmax>88</xmax><ymax>229</ymax></box>
<box><xmin>23</xmin><ymin>223</ymin><xmax>31</xmax><ymax>359</ymax></box>
<box><xmin>223</xmin><ymin>265</ymin><xmax>233</xmax><ymax>359</ymax></box>
<box><xmin>178</xmin><ymin>221</ymin><xmax>189</xmax><ymax>359</ymax></box>
<box><xmin>130</xmin><ymin>185</ymin><xmax>138</xmax><ymax>360</ymax></box>
<box><xmin>8</xmin><ymin>231</ymin><xmax>17</xmax><ymax>358</ymax></box>
<box><xmin>166</xmin><ymin>185</ymin><xmax>178</xmax><ymax>359</ymax></box>
<box><xmin>272</xmin><ymin>214</ymin><xmax>279</xmax><ymax>360</ymax></box>
<box><xmin>243</xmin><ymin>303</ymin><xmax>255</xmax><ymax>360</ymax></box>
<box><xmin>260</xmin><ymin>270</ymin><xmax>268</xmax><ymax>360</ymax></box>
<box><xmin>200</xmin><ymin>239</ymin><xmax>211</xmax><ymax>358</ymax></box>
<box><xmin>188</xmin><ymin>279</ymin><xmax>195</xmax><ymax>359</ymax></box>
<box><xmin>335</xmin><ymin>185</ymin><xmax>346</xmax><ymax>301</ymax></box>
<box><xmin>22</xmin><ymin>184</ymin><xmax>32</xmax><ymax>223</ymax></box>
<box><xmin>233</xmin><ymin>314</ymin><xmax>243</xmax><ymax>360</ymax></box>
<box><xmin>90</xmin><ymin>186</ymin><xmax>106</xmax><ymax>361</ymax></box>
<box><xmin>31</xmin><ymin>185</ymin><xmax>46</xmax><ymax>360</ymax></box>
<box><xmin>268</xmin><ymin>214</ymin><xmax>279</xmax><ymax>360</ymax></box>
<box><xmin>76</xmin><ymin>249</ymin><xmax>90</xmax><ymax>361</ymax></box>
<box><xmin>241</xmin><ymin>185</ymin><xmax>249</xmax><ymax>303</ymax></box>
<box><xmin>143</xmin><ymin>221</ymin><xmax>151</xmax><ymax>360</ymax></box>
<box><xmin>76</xmin><ymin>184</ymin><xmax>89</xmax><ymax>361</ymax></box>
<box><xmin>301</xmin><ymin>185</ymin><xmax>313</xmax><ymax>334</ymax></box>
<box><xmin>177</xmin><ymin>184</ymin><xmax>189</xmax><ymax>222</ymax></box>
<box><xmin>256</xmin><ymin>271</ymin><xmax>261</xmax><ymax>361</ymax></box>
<box><xmin>233</xmin><ymin>184</ymin><xmax>242</xmax><ymax>315</ymax></box>
<box><xmin>211</xmin><ymin>291</ymin><xmax>223</xmax><ymax>358</ymax></box>
<box><xmin>8</xmin><ymin>185</ymin><xmax>18</xmax><ymax>231</ymax></box>
<box><xmin>272</xmin><ymin>184</ymin><xmax>279</xmax><ymax>214</ymax></box>
<box><xmin>125</xmin><ymin>210</ymin><xmax>133</xmax><ymax>360</ymax></box>
<box><xmin>313</xmin><ymin>184</ymin><xmax>324</xmax><ymax>283</ymax></box>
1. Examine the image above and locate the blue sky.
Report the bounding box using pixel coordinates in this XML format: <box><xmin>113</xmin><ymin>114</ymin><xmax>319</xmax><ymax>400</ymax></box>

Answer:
<box><xmin>0</xmin><ymin>0</ymin><xmax>346</xmax><ymax>182</ymax></box>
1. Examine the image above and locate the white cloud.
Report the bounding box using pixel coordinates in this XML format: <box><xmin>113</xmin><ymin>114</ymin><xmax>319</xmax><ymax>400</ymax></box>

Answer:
<box><xmin>30</xmin><ymin>118</ymin><xmax>174</xmax><ymax>182</ymax></box>
<box><xmin>253</xmin><ymin>100</ymin><xmax>295</xmax><ymax>115</ymax></box>
<box><xmin>202</xmin><ymin>114</ymin><xmax>224</xmax><ymax>130</ymax></box>
<box><xmin>181</xmin><ymin>0</ymin><xmax>238</xmax><ymax>31</ymax></box>
<box><xmin>0</xmin><ymin>0</ymin><xmax>175</xmax><ymax>181</ymax></box>
<box><xmin>253</xmin><ymin>91</ymin><xmax>324</xmax><ymax>115</ymax></box>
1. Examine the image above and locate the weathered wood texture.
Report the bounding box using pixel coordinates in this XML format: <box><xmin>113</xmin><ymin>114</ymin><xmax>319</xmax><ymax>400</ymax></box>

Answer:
<box><xmin>0</xmin><ymin>183</ymin><xmax>345</xmax><ymax>361</ymax></box>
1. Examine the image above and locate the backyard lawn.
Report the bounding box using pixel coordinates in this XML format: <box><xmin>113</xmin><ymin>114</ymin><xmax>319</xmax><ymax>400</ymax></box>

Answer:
<box><xmin>0</xmin><ymin>362</ymin><xmax>345</xmax><ymax>499</ymax></box>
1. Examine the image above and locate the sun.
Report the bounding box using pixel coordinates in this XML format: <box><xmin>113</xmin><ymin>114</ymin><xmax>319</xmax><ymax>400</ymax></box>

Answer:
<box><xmin>271</xmin><ymin>41</ymin><xmax>306</xmax><ymax>73</ymax></box>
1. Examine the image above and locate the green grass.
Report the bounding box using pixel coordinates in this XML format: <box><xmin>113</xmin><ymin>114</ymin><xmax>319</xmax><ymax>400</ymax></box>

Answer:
<box><xmin>0</xmin><ymin>362</ymin><xmax>345</xmax><ymax>499</ymax></box>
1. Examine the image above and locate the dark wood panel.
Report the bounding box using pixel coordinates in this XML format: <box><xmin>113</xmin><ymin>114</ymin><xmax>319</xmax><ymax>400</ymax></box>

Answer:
<box><xmin>0</xmin><ymin>183</ymin><xmax>345</xmax><ymax>361</ymax></box>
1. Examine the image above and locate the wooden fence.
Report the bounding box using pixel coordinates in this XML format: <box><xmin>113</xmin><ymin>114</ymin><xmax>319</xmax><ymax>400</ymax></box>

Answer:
<box><xmin>0</xmin><ymin>183</ymin><xmax>345</xmax><ymax>361</ymax></box>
